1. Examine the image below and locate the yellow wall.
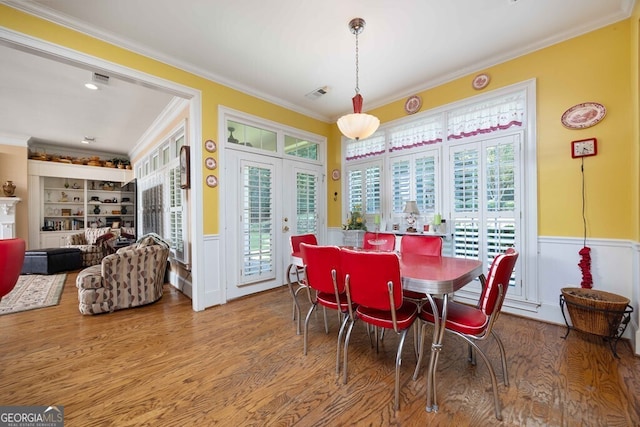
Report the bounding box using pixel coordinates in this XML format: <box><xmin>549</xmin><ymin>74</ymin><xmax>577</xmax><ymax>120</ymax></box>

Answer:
<box><xmin>632</xmin><ymin>3</ymin><xmax>640</xmax><ymax>242</ymax></box>
<box><xmin>360</xmin><ymin>21</ymin><xmax>635</xmax><ymax>240</ymax></box>
<box><xmin>1</xmin><ymin>5</ymin><xmax>638</xmax><ymax>241</ymax></box>
<box><xmin>0</xmin><ymin>145</ymin><xmax>29</xmax><ymax>241</ymax></box>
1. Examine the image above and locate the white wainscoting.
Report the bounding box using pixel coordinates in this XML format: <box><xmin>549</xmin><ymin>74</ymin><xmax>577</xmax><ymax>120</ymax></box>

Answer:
<box><xmin>328</xmin><ymin>227</ymin><xmax>639</xmax><ymax>354</ymax></box>
<box><xmin>203</xmin><ymin>234</ymin><xmax>223</xmax><ymax>308</ymax></box>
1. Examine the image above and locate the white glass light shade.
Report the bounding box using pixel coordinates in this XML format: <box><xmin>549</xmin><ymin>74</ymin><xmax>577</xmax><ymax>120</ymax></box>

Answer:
<box><xmin>337</xmin><ymin>113</ymin><xmax>380</xmax><ymax>141</ymax></box>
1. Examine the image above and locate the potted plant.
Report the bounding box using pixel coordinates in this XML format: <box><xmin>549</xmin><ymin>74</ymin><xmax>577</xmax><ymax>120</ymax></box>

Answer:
<box><xmin>342</xmin><ymin>205</ymin><xmax>367</xmax><ymax>248</ymax></box>
<box><xmin>560</xmin><ymin>247</ymin><xmax>632</xmax><ymax>342</ymax></box>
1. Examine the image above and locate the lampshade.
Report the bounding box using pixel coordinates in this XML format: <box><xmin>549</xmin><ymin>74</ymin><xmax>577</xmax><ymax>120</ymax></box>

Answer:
<box><xmin>337</xmin><ymin>18</ymin><xmax>380</xmax><ymax>141</ymax></box>
<box><xmin>403</xmin><ymin>200</ymin><xmax>420</xmax><ymax>215</ymax></box>
<box><xmin>337</xmin><ymin>111</ymin><xmax>380</xmax><ymax>141</ymax></box>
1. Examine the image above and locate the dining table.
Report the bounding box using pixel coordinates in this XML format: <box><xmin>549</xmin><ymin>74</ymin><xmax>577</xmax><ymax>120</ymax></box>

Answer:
<box><xmin>398</xmin><ymin>253</ymin><xmax>483</xmax><ymax>413</ymax></box>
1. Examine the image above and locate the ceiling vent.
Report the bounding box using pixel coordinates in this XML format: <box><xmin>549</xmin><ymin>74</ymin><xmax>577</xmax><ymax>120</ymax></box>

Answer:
<box><xmin>92</xmin><ymin>72</ymin><xmax>110</xmax><ymax>85</ymax></box>
<box><xmin>305</xmin><ymin>86</ymin><xmax>329</xmax><ymax>100</ymax></box>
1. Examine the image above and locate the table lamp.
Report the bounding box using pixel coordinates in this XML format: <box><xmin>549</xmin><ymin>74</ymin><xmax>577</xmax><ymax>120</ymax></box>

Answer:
<box><xmin>403</xmin><ymin>201</ymin><xmax>420</xmax><ymax>233</ymax></box>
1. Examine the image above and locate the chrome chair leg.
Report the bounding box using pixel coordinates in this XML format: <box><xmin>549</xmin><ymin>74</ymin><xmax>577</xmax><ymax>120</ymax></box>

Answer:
<box><xmin>491</xmin><ymin>330</ymin><xmax>509</xmax><ymax>386</ymax></box>
<box><xmin>343</xmin><ymin>318</ymin><xmax>358</xmax><ymax>384</ymax></box>
<box><xmin>394</xmin><ymin>328</ymin><xmax>409</xmax><ymax>411</ymax></box>
<box><xmin>455</xmin><ymin>333</ymin><xmax>503</xmax><ymax>421</ymax></box>
<box><xmin>286</xmin><ymin>263</ymin><xmax>304</xmax><ymax>335</ymax></box>
<box><xmin>336</xmin><ymin>313</ymin><xmax>350</xmax><ymax>374</ymax></box>
<box><xmin>303</xmin><ymin>303</ymin><xmax>317</xmax><ymax>355</ymax></box>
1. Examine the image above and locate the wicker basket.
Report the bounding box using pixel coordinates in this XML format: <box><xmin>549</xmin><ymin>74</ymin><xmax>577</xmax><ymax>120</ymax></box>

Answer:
<box><xmin>561</xmin><ymin>287</ymin><xmax>629</xmax><ymax>337</ymax></box>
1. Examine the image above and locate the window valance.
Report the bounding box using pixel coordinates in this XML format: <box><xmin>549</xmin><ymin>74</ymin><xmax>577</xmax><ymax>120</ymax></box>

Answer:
<box><xmin>447</xmin><ymin>93</ymin><xmax>525</xmax><ymax>140</ymax></box>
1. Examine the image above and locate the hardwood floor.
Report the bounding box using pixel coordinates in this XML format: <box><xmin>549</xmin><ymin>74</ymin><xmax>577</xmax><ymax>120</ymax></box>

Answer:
<box><xmin>1</xmin><ymin>271</ymin><xmax>639</xmax><ymax>426</ymax></box>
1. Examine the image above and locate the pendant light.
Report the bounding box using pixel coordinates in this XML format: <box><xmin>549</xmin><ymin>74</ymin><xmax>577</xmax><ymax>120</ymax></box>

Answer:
<box><xmin>337</xmin><ymin>18</ymin><xmax>380</xmax><ymax>141</ymax></box>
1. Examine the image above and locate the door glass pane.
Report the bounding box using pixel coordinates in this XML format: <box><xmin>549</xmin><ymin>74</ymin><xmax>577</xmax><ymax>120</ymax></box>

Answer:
<box><xmin>391</xmin><ymin>159</ymin><xmax>410</xmax><ymax>213</ymax></box>
<box><xmin>285</xmin><ymin>136</ymin><xmax>318</xmax><ymax>160</ymax></box>
<box><xmin>228</xmin><ymin>120</ymin><xmax>277</xmax><ymax>152</ymax></box>
<box><xmin>415</xmin><ymin>156</ymin><xmax>436</xmax><ymax>215</ymax></box>
<box><xmin>453</xmin><ymin>148</ymin><xmax>479</xmax><ymax>213</ymax></box>
<box><xmin>365</xmin><ymin>165</ymin><xmax>381</xmax><ymax>214</ymax></box>
<box><xmin>242</xmin><ymin>164</ymin><xmax>274</xmax><ymax>283</ymax></box>
<box><xmin>296</xmin><ymin>171</ymin><xmax>317</xmax><ymax>234</ymax></box>
<box><xmin>347</xmin><ymin>169</ymin><xmax>363</xmax><ymax>213</ymax></box>
<box><xmin>485</xmin><ymin>142</ymin><xmax>517</xmax><ymax>285</ymax></box>
<box><xmin>452</xmin><ymin>147</ymin><xmax>480</xmax><ymax>259</ymax></box>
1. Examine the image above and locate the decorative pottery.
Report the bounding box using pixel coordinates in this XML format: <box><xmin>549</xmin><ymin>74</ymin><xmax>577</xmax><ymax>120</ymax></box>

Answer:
<box><xmin>2</xmin><ymin>180</ymin><xmax>16</xmax><ymax>197</ymax></box>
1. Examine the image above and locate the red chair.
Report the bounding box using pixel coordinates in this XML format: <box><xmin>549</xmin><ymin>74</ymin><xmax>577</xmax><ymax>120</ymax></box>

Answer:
<box><xmin>362</xmin><ymin>231</ymin><xmax>396</xmax><ymax>252</ymax></box>
<box><xmin>341</xmin><ymin>247</ymin><xmax>418</xmax><ymax>410</ymax></box>
<box><xmin>416</xmin><ymin>248</ymin><xmax>519</xmax><ymax>421</ymax></box>
<box><xmin>0</xmin><ymin>238</ymin><xmax>26</xmax><ymax>301</ymax></box>
<box><xmin>300</xmin><ymin>243</ymin><xmax>350</xmax><ymax>373</ymax></box>
<box><xmin>400</xmin><ymin>234</ymin><xmax>442</xmax><ymax>256</ymax></box>
<box><xmin>400</xmin><ymin>235</ymin><xmax>443</xmax><ymax>305</ymax></box>
<box><xmin>286</xmin><ymin>234</ymin><xmax>318</xmax><ymax>335</ymax></box>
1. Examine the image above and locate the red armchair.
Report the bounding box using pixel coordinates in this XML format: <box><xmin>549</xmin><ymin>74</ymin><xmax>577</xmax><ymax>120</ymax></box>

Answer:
<box><xmin>0</xmin><ymin>238</ymin><xmax>26</xmax><ymax>301</ymax></box>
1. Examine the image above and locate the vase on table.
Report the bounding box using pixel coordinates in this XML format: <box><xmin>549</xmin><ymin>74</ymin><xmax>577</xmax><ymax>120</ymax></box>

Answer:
<box><xmin>2</xmin><ymin>180</ymin><xmax>16</xmax><ymax>197</ymax></box>
<box><xmin>343</xmin><ymin>230</ymin><xmax>366</xmax><ymax>248</ymax></box>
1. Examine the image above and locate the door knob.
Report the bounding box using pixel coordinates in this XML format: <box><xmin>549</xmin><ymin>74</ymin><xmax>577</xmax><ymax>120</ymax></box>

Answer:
<box><xmin>282</xmin><ymin>225</ymin><xmax>290</xmax><ymax>232</ymax></box>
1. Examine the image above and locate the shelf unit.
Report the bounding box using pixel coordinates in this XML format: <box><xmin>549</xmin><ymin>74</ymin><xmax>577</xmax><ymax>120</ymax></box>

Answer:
<box><xmin>28</xmin><ymin>160</ymin><xmax>135</xmax><ymax>249</ymax></box>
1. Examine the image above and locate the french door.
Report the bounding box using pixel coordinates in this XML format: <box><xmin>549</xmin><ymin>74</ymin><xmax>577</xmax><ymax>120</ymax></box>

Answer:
<box><xmin>224</xmin><ymin>150</ymin><xmax>323</xmax><ymax>300</ymax></box>
<box><xmin>448</xmin><ymin>132</ymin><xmax>522</xmax><ymax>297</ymax></box>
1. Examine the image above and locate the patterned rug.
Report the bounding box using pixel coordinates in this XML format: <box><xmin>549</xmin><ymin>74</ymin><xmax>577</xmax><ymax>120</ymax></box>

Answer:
<box><xmin>0</xmin><ymin>273</ymin><xmax>66</xmax><ymax>315</ymax></box>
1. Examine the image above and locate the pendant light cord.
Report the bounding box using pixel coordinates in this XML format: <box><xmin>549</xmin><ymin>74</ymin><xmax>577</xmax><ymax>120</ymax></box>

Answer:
<box><xmin>581</xmin><ymin>157</ymin><xmax>587</xmax><ymax>247</ymax></box>
<box><xmin>354</xmin><ymin>30</ymin><xmax>360</xmax><ymax>94</ymax></box>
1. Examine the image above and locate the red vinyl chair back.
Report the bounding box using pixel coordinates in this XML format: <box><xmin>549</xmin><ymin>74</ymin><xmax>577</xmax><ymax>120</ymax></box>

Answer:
<box><xmin>362</xmin><ymin>232</ymin><xmax>396</xmax><ymax>252</ymax></box>
<box><xmin>400</xmin><ymin>234</ymin><xmax>442</xmax><ymax>256</ymax></box>
<box><xmin>300</xmin><ymin>243</ymin><xmax>343</xmax><ymax>295</ymax></box>
<box><xmin>341</xmin><ymin>247</ymin><xmax>402</xmax><ymax>312</ymax></box>
<box><xmin>479</xmin><ymin>248</ymin><xmax>519</xmax><ymax>318</ymax></box>
<box><xmin>290</xmin><ymin>233</ymin><xmax>317</xmax><ymax>257</ymax></box>
<box><xmin>0</xmin><ymin>238</ymin><xmax>26</xmax><ymax>300</ymax></box>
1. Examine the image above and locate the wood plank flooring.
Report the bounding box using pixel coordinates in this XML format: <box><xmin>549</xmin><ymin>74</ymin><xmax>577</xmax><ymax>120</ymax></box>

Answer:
<box><xmin>0</xmin><ymin>271</ymin><xmax>639</xmax><ymax>426</ymax></box>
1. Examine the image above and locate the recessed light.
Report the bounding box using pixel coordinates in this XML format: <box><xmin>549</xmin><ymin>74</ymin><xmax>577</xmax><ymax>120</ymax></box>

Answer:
<box><xmin>84</xmin><ymin>83</ymin><xmax>99</xmax><ymax>90</ymax></box>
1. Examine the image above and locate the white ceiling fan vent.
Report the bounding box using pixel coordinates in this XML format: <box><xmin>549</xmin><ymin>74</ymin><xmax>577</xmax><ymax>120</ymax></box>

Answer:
<box><xmin>92</xmin><ymin>72</ymin><xmax>110</xmax><ymax>85</ymax></box>
<box><xmin>305</xmin><ymin>86</ymin><xmax>329</xmax><ymax>100</ymax></box>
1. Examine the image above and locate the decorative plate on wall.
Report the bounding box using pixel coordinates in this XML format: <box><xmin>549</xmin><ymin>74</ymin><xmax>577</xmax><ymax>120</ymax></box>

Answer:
<box><xmin>204</xmin><ymin>139</ymin><xmax>217</xmax><ymax>153</ymax></box>
<box><xmin>561</xmin><ymin>102</ymin><xmax>606</xmax><ymax>129</ymax></box>
<box><xmin>206</xmin><ymin>175</ymin><xmax>218</xmax><ymax>188</ymax></box>
<box><xmin>472</xmin><ymin>73</ymin><xmax>490</xmax><ymax>90</ymax></box>
<box><xmin>205</xmin><ymin>157</ymin><xmax>217</xmax><ymax>170</ymax></box>
<box><xmin>404</xmin><ymin>95</ymin><xmax>422</xmax><ymax>115</ymax></box>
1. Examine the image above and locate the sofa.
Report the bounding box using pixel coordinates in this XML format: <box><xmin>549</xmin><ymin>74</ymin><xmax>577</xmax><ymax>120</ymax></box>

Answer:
<box><xmin>66</xmin><ymin>227</ymin><xmax>114</xmax><ymax>267</ymax></box>
<box><xmin>75</xmin><ymin>234</ymin><xmax>170</xmax><ymax>315</ymax></box>
<box><xmin>66</xmin><ymin>227</ymin><xmax>136</xmax><ymax>267</ymax></box>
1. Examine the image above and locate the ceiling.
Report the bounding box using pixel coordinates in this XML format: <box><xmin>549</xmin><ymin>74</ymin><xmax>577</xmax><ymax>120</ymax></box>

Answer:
<box><xmin>0</xmin><ymin>0</ymin><xmax>634</xmax><ymax>156</ymax></box>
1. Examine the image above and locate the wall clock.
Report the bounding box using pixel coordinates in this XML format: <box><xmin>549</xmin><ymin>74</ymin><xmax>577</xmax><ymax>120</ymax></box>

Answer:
<box><xmin>331</xmin><ymin>168</ymin><xmax>341</xmax><ymax>181</ymax></box>
<box><xmin>404</xmin><ymin>95</ymin><xmax>422</xmax><ymax>115</ymax></box>
<box><xmin>571</xmin><ymin>138</ymin><xmax>597</xmax><ymax>158</ymax></box>
<box><xmin>179</xmin><ymin>145</ymin><xmax>190</xmax><ymax>189</ymax></box>
<box><xmin>204</xmin><ymin>139</ymin><xmax>217</xmax><ymax>153</ymax></box>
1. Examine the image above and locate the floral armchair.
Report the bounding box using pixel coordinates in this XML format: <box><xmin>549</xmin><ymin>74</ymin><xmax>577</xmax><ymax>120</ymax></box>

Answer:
<box><xmin>75</xmin><ymin>234</ymin><xmax>170</xmax><ymax>315</ymax></box>
<box><xmin>66</xmin><ymin>227</ymin><xmax>115</xmax><ymax>267</ymax></box>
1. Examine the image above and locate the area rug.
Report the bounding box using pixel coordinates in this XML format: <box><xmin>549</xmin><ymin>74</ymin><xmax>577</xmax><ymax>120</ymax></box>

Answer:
<box><xmin>0</xmin><ymin>273</ymin><xmax>66</xmax><ymax>315</ymax></box>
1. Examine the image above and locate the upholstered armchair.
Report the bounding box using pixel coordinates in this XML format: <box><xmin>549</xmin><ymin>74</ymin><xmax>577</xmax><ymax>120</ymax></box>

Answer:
<box><xmin>66</xmin><ymin>227</ymin><xmax>114</xmax><ymax>267</ymax></box>
<box><xmin>75</xmin><ymin>234</ymin><xmax>170</xmax><ymax>315</ymax></box>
